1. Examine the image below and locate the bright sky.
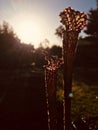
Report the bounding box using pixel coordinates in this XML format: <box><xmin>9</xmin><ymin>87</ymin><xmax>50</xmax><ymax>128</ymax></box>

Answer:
<box><xmin>0</xmin><ymin>0</ymin><xmax>97</xmax><ymax>48</ymax></box>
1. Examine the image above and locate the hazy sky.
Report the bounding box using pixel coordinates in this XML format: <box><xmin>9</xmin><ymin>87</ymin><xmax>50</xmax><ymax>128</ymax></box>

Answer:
<box><xmin>0</xmin><ymin>0</ymin><xmax>97</xmax><ymax>47</ymax></box>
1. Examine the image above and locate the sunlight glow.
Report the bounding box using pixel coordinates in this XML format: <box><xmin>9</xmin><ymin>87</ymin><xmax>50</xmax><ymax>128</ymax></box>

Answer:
<box><xmin>0</xmin><ymin>0</ymin><xmax>60</xmax><ymax>48</ymax></box>
<box><xmin>16</xmin><ymin>20</ymin><xmax>42</xmax><ymax>44</ymax></box>
<box><xmin>11</xmin><ymin>13</ymin><xmax>46</xmax><ymax>48</ymax></box>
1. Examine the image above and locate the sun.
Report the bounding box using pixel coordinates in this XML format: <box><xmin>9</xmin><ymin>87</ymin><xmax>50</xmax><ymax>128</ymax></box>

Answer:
<box><xmin>15</xmin><ymin>20</ymin><xmax>42</xmax><ymax>46</ymax></box>
<box><xmin>10</xmin><ymin>11</ymin><xmax>48</xmax><ymax>48</ymax></box>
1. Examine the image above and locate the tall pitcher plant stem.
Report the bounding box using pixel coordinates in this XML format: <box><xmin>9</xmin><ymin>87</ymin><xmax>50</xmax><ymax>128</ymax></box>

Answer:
<box><xmin>59</xmin><ymin>7</ymin><xmax>87</xmax><ymax>130</ymax></box>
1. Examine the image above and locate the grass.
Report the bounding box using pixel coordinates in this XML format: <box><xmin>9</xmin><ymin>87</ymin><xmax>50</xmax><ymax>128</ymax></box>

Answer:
<box><xmin>57</xmin><ymin>78</ymin><xmax>98</xmax><ymax>120</ymax></box>
<box><xmin>71</xmin><ymin>81</ymin><xmax>98</xmax><ymax>120</ymax></box>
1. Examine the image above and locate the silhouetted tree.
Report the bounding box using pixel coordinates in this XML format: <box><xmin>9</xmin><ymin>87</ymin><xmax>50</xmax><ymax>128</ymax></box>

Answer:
<box><xmin>49</xmin><ymin>45</ymin><xmax>62</xmax><ymax>58</ymax></box>
<box><xmin>96</xmin><ymin>0</ymin><xmax>98</xmax><ymax>9</ymax></box>
<box><xmin>0</xmin><ymin>21</ymin><xmax>35</xmax><ymax>69</ymax></box>
<box><xmin>33</xmin><ymin>46</ymin><xmax>47</xmax><ymax>69</ymax></box>
<box><xmin>55</xmin><ymin>25</ymin><xmax>64</xmax><ymax>38</ymax></box>
<box><xmin>84</xmin><ymin>0</ymin><xmax>98</xmax><ymax>40</ymax></box>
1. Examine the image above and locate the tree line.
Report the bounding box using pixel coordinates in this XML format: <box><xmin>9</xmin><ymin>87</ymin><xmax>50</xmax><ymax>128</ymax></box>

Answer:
<box><xmin>0</xmin><ymin>21</ymin><xmax>62</xmax><ymax>70</ymax></box>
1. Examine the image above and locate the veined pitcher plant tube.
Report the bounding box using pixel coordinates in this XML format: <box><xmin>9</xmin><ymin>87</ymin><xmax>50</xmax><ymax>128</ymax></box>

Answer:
<box><xmin>59</xmin><ymin>7</ymin><xmax>87</xmax><ymax>130</ymax></box>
